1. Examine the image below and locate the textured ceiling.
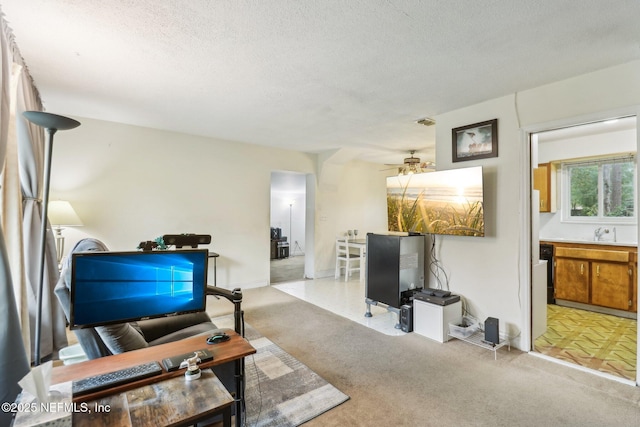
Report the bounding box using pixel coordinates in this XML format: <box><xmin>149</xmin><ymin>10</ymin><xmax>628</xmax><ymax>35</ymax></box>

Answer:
<box><xmin>2</xmin><ymin>1</ymin><xmax>640</xmax><ymax>165</ymax></box>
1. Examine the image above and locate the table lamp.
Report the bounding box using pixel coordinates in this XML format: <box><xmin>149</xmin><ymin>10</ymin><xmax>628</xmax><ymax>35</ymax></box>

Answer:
<box><xmin>48</xmin><ymin>200</ymin><xmax>83</xmax><ymax>266</ymax></box>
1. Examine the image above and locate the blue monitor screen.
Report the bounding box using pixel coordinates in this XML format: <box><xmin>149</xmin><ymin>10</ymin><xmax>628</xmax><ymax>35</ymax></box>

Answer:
<box><xmin>70</xmin><ymin>249</ymin><xmax>208</xmax><ymax>329</ymax></box>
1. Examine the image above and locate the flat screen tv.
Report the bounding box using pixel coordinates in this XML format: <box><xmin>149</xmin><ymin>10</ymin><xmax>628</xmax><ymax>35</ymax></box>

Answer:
<box><xmin>386</xmin><ymin>166</ymin><xmax>484</xmax><ymax>237</ymax></box>
<box><xmin>70</xmin><ymin>249</ymin><xmax>208</xmax><ymax>329</ymax></box>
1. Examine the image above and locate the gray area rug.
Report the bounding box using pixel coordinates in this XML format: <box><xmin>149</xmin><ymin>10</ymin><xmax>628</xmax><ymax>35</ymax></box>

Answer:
<box><xmin>211</xmin><ymin>315</ymin><xmax>349</xmax><ymax>427</ymax></box>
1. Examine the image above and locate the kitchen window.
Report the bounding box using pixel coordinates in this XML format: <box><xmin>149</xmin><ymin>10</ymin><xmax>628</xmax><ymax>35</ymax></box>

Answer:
<box><xmin>563</xmin><ymin>155</ymin><xmax>636</xmax><ymax>222</ymax></box>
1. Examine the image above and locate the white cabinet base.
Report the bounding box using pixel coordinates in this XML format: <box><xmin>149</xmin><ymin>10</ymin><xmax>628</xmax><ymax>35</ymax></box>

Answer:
<box><xmin>413</xmin><ymin>299</ymin><xmax>461</xmax><ymax>343</ymax></box>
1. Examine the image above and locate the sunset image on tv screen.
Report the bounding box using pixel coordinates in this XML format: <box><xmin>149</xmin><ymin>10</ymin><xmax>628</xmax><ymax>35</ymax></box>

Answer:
<box><xmin>386</xmin><ymin>166</ymin><xmax>484</xmax><ymax>237</ymax></box>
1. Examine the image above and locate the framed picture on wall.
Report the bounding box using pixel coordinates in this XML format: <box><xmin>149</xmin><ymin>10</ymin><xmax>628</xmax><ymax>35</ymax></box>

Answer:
<box><xmin>452</xmin><ymin>119</ymin><xmax>498</xmax><ymax>162</ymax></box>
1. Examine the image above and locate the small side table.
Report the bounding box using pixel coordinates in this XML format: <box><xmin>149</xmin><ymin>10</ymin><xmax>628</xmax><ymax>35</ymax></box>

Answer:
<box><xmin>413</xmin><ymin>299</ymin><xmax>462</xmax><ymax>343</ymax></box>
<box><xmin>74</xmin><ymin>369</ymin><xmax>233</xmax><ymax>427</ymax></box>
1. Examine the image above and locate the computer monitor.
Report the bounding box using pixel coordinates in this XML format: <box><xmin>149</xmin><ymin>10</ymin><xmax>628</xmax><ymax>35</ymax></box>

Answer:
<box><xmin>70</xmin><ymin>249</ymin><xmax>208</xmax><ymax>329</ymax></box>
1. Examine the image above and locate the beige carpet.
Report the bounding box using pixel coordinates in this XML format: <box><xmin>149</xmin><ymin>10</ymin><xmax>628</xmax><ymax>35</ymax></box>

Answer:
<box><xmin>206</xmin><ymin>286</ymin><xmax>640</xmax><ymax>427</ymax></box>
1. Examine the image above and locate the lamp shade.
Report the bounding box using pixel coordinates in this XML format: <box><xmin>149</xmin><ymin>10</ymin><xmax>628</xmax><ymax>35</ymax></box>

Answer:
<box><xmin>48</xmin><ymin>201</ymin><xmax>83</xmax><ymax>227</ymax></box>
<box><xmin>23</xmin><ymin>111</ymin><xmax>81</xmax><ymax>131</ymax></box>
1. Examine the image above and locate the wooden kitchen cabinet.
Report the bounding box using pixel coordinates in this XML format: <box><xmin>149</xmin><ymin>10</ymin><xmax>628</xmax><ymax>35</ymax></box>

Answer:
<box><xmin>552</xmin><ymin>244</ymin><xmax>636</xmax><ymax>312</ymax></box>
<box><xmin>591</xmin><ymin>261</ymin><xmax>632</xmax><ymax>310</ymax></box>
<box><xmin>533</xmin><ymin>163</ymin><xmax>555</xmax><ymax>212</ymax></box>
<box><xmin>632</xmin><ymin>259</ymin><xmax>637</xmax><ymax>312</ymax></box>
<box><xmin>555</xmin><ymin>257</ymin><xmax>590</xmax><ymax>303</ymax></box>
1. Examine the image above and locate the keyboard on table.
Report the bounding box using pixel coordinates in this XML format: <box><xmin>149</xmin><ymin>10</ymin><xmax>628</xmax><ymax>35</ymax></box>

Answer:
<box><xmin>72</xmin><ymin>361</ymin><xmax>163</xmax><ymax>397</ymax></box>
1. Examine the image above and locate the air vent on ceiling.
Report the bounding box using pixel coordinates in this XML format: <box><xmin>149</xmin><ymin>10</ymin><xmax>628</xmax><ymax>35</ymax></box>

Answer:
<box><xmin>416</xmin><ymin>117</ymin><xmax>436</xmax><ymax>126</ymax></box>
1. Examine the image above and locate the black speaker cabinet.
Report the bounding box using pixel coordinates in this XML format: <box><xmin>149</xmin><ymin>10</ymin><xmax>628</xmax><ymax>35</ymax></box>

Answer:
<box><xmin>400</xmin><ymin>304</ymin><xmax>413</xmax><ymax>333</ymax></box>
<box><xmin>484</xmin><ymin>317</ymin><xmax>499</xmax><ymax>345</ymax></box>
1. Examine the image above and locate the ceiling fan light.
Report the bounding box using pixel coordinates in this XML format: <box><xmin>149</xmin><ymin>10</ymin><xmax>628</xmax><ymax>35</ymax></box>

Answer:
<box><xmin>390</xmin><ymin>150</ymin><xmax>436</xmax><ymax>176</ymax></box>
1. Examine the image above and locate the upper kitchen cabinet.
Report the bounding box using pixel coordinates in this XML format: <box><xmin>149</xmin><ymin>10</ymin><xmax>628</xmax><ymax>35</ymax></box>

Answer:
<box><xmin>533</xmin><ymin>163</ymin><xmax>556</xmax><ymax>213</ymax></box>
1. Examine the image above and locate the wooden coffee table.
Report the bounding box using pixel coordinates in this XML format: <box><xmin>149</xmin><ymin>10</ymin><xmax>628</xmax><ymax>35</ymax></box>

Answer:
<box><xmin>51</xmin><ymin>331</ymin><xmax>255</xmax><ymax>427</ymax></box>
<box><xmin>74</xmin><ymin>369</ymin><xmax>233</xmax><ymax>427</ymax></box>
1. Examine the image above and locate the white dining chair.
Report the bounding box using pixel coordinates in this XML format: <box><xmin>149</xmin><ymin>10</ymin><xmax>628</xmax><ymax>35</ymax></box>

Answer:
<box><xmin>335</xmin><ymin>234</ymin><xmax>362</xmax><ymax>281</ymax></box>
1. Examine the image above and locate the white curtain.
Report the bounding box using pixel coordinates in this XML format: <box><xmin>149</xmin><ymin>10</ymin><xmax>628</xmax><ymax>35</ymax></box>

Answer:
<box><xmin>3</xmin><ymin>62</ymin><xmax>31</xmax><ymax>359</ymax></box>
<box><xmin>0</xmin><ymin>9</ymin><xmax>30</xmax><ymax>426</ymax></box>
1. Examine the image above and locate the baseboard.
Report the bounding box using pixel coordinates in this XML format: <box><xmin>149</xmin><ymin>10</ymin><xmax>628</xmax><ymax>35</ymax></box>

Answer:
<box><xmin>314</xmin><ymin>269</ymin><xmax>335</xmax><ymax>279</ymax></box>
<box><xmin>555</xmin><ymin>300</ymin><xmax>637</xmax><ymax>320</ymax></box>
<box><xmin>528</xmin><ymin>351</ymin><xmax>637</xmax><ymax>386</ymax></box>
<box><xmin>220</xmin><ymin>280</ymin><xmax>268</xmax><ymax>290</ymax></box>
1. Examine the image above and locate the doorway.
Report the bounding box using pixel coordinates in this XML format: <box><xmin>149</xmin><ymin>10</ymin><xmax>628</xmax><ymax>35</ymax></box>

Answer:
<box><xmin>270</xmin><ymin>171</ymin><xmax>307</xmax><ymax>284</ymax></box>
<box><xmin>530</xmin><ymin>116</ymin><xmax>638</xmax><ymax>382</ymax></box>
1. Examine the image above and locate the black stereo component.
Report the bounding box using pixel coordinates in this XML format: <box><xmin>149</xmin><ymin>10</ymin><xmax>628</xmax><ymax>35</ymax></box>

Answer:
<box><xmin>484</xmin><ymin>317</ymin><xmax>499</xmax><ymax>345</ymax></box>
<box><xmin>270</xmin><ymin>227</ymin><xmax>282</xmax><ymax>239</ymax></box>
<box><xmin>413</xmin><ymin>291</ymin><xmax>461</xmax><ymax>306</ymax></box>
<box><xmin>400</xmin><ymin>288</ymin><xmax>421</xmax><ymax>306</ymax></box>
<box><xmin>400</xmin><ymin>304</ymin><xmax>413</xmax><ymax>333</ymax></box>
<box><xmin>162</xmin><ymin>234</ymin><xmax>211</xmax><ymax>248</ymax></box>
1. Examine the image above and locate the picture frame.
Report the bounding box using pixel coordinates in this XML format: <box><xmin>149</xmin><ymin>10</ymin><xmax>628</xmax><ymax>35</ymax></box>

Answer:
<box><xmin>452</xmin><ymin>119</ymin><xmax>498</xmax><ymax>162</ymax></box>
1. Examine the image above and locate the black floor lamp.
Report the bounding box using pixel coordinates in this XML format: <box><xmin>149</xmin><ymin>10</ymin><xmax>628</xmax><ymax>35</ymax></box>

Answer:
<box><xmin>23</xmin><ymin>111</ymin><xmax>80</xmax><ymax>365</ymax></box>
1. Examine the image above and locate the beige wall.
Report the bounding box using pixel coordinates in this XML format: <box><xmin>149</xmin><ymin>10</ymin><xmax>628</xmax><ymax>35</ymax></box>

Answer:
<box><xmin>434</xmin><ymin>95</ymin><xmax>524</xmax><ymax>342</ymax></box>
<box><xmin>313</xmin><ymin>154</ymin><xmax>390</xmax><ymax>277</ymax></box>
<box><xmin>51</xmin><ymin>118</ymin><xmax>388</xmax><ymax>288</ymax></box>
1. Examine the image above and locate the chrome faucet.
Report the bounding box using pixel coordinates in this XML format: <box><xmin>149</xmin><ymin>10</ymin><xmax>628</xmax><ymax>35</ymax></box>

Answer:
<box><xmin>593</xmin><ymin>227</ymin><xmax>610</xmax><ymax>241</ymax></box>
<box><xmin>593</xmin><ymin>227</ymin><xmax>618</xmax><ymax>242</ymax></box>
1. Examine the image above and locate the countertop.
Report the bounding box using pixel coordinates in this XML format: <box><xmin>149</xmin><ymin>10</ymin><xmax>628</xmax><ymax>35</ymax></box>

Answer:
<box><xmin>540</xmin><ymin>238</ymin><xmax>637</xmax><ymax>248</ymax></box>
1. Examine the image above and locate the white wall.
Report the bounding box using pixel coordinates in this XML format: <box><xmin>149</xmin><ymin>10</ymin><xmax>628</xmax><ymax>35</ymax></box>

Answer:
<box><xmin>538</xmin><ymin>128</ymin><xmax>636</xmax><ymax>163</ymax></box>
<box><xmin>51</xmin><ymin>118</ymin><xmax>388</xmax><ymax>288</ymax></box>
<box><xmin>433</xmin><ymin>60</ymin><xmax>640</xmax><ymax>351</ymax></box>
<box><xmin>270</xmin><ymin>171</ymin><xmax>306</xmax><ymax>254</ymax></box>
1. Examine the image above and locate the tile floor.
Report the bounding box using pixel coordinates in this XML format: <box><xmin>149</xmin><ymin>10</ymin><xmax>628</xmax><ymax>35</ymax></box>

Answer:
<box><xmin>534</xmin><ymin>304</ymin><xmax>637</xmax><ymax>381</ymax></box>
<box><xmin>274</xmin><ymin>277</ymin><xmax>407</xmax><ymax>336</ymax></box>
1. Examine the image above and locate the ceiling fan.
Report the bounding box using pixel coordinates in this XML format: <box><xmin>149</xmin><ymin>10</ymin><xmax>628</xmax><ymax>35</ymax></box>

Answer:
<box><xmin>383</xmin><ymin>150</ymin><xmax>435</xmax><ymax>175</ymax></box>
